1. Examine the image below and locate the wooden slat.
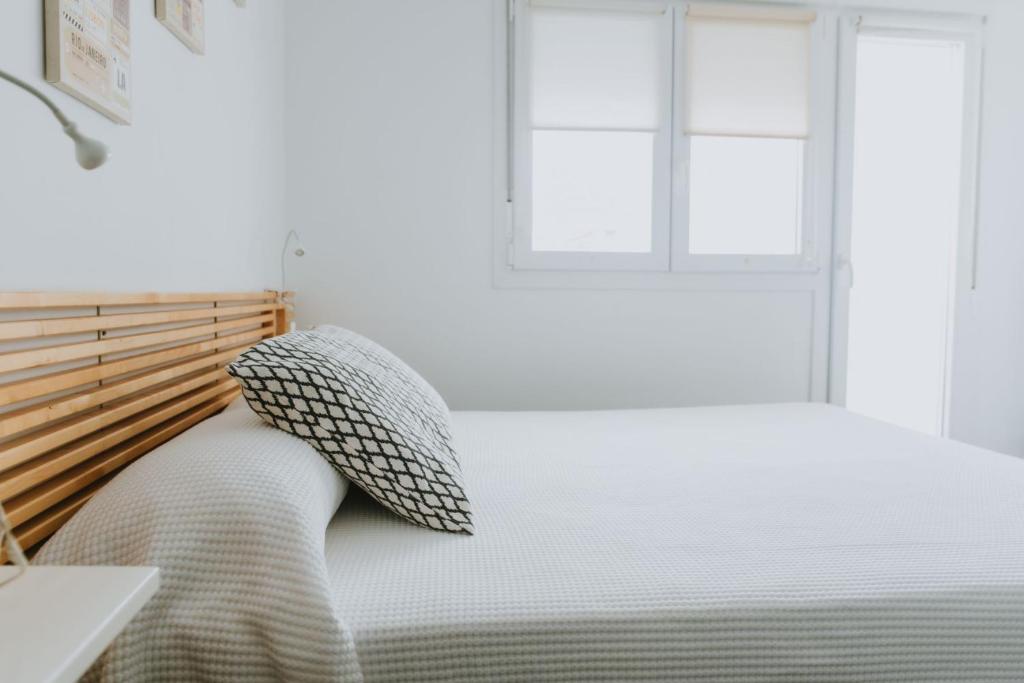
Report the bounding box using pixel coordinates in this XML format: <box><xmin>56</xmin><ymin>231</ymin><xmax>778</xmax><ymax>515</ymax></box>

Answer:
<box><xmin>3</xmin><ymin>390</ymin><xmax>238</xmax><ymax>527</ymax></box>
<box><xmin>278</xmin><ymin>291</ymin><xmax>296</xmax><ymax>335</ymax></box>
<box><xmin>0</xmin><ymin>313</ymin><xmax>274</xmax><ymax>374</ymax></box>
<box><xmin>0</xmin><ymin>370</ymin><xmax>232</xmax><ymax>473</ymax></box>
<box><xmin>0</xmin><ymin>383</ymin><xmax>239</xmax><ymax>501</ymax></box>
<box><xmin>3</xmin><ymin>481</ymin><xmax>103</xmax><ymax>562</ymax></box>
<box><xmin>0</xmin><ymin>344</ymin><xmax>248</xmax><ymax>437</ymax></box>
<box><xmin>0</xmin><ymin>290</ymin><xmax>286</xmax><ymax>563</ymax></box>
<box><xmin>0</xmin><ymin>326</ymin><xmax>271</xmax><ymax>407</ymax></box>
<box><xmin>0</xmin><ymin>291</ymin><xmax>278</xmax><ymax>310</ymax></box>
<box><xmin>0</xmin><ymin>302</ymin><xmax>279</xmax><ymax>342</ymax></box>
<box><xmin>0</xmin><ymin>343</ymin><xmax>253</xmax><ymax>439</ymax></box>
<box><xmin>5</xmin><ymin>471</ymin><xmax>115</xmax><ymax>534</ymax></box>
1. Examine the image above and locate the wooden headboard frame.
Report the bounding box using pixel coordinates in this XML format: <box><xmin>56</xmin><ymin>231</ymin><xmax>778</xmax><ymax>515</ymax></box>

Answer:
<box><xmin>0</xmin><ymin>291</ymin><xmax>293</xmax><ymax>562</ymax></box>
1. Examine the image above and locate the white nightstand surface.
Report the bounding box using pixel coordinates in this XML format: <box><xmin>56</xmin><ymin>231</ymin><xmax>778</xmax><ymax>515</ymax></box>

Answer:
<box><xmin>0</xmin><ymin>565</ymin><xmax>159</xmax><ymax>683</ymax></box>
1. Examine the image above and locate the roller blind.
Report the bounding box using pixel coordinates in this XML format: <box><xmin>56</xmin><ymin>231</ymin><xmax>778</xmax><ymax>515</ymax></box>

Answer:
<box><xmin>531</xmin><ymin>6</ymin><xmax>665</xmax><ymax>130</ymax></box>
<box><xmin>685</xmin><ymin>3</ymin><xmax>816</xmax><ymax>139</ymax></box>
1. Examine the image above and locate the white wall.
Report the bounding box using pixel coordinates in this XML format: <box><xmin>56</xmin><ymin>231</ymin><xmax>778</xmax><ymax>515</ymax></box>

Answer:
<box><xmin>946</xmin><ymin>0</ymin><xmax>1024</xmax><ymax>456</ymax></box>
<box><xmin>0</xmin><ymin>1</ymin><xmax>287</xmax><ymax>292</ymax></box>
<box><xmin>285</xmin><ymin>0</ymin><xmax>816</xmax><ymax>412</ymax></box>
<box><xmin>288</xmin><ymin>0</ymin><xmax>1024</xmax><ymax>458</ymax></box>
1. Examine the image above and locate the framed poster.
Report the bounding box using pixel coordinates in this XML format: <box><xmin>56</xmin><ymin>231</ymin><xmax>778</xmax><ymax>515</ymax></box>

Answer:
<box><xmin>43</xmin><ymin>0</ymin><xmax>132</xmax><ymax>125</ymax></box>
<box><xmin>156</xmin><ymin>0</ymin><xmax>205</xmax><ymax>55</ymax></box>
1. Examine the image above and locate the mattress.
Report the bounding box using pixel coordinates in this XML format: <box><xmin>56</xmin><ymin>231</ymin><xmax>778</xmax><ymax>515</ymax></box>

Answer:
<box><xmin>324</xmin><ymin>403</ymin><xmax>1024</xmax><ymax>682</ymax></box>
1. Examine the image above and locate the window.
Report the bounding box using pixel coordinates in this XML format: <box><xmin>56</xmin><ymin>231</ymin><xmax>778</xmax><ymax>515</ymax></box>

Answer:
<box><xmin>688</xmin><ymin>136</ymin><xmax>804</xmax><ymax>256</ymax></box>
<box><xmin>682</xmin><ymin>5</ymin><xmax>812</xmax><ymax>261</ymax></box>
<box><xmin>508</xmin><ymin>0</ymin><xmax>820</xmax><ymax>273</ymax></box>
<box><xmin>516</xmin><ymin>3</ymin><xmax>672</xmax><ymax>270</ymax></box>
<box><xmin>529</xmin><ymin>6</ymin><xmax>666</xmax><ymax>254</ymax></box>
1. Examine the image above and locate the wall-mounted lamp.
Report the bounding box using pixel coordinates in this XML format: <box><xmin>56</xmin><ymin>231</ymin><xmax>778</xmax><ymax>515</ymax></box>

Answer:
<box><xmin>281</xmin><ymin>229</ymin><xmax>306</xmax><ymax>293</ymax></box>
<box><xmin>0</xmin><ymin>68</ymin><xmax>109</xmax><ymax>170</ymax></box>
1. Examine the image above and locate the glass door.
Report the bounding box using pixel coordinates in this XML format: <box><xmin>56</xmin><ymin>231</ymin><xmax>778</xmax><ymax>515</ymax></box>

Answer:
<box><xmin>830</xmin><ymin>18</ymin><xmax>982</xmax><ymax>436</ymax></box>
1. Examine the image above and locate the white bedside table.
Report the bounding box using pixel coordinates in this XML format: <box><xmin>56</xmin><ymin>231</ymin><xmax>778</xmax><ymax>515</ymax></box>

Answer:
<box><xmin>0</xmin><ymin>566</ymin><xmax>159</xmax><ymax>683</ymax></box>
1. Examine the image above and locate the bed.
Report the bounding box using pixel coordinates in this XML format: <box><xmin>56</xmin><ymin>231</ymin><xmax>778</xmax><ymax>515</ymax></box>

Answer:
<box><xmin>325</xmin><ymin>403</ymin><xmax>1024</xmax><ymax>681</ymax></box>
<box><xmin>4</xmin><ymin>291</ymin><xmax>1024</xmax><ymax>682</ymax></box>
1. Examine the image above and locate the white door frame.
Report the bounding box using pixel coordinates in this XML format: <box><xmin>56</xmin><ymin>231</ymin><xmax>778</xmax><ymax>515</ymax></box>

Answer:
<box><xmin>827</xmin><ymin>12</ymin><xmax>986</xmax><ymax>437</ymax></box>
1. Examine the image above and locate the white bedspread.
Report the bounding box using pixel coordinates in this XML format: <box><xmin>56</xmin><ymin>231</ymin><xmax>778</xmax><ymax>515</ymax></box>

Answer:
<box><xmin>324</xmin><ymin>403</ymin><xmax>1024</xmax><ymax>682</ymax></box>
<box><xmin>36</xmin><ymin>403</ymin><xmax>364</xmax><ymax>682</ymax></box>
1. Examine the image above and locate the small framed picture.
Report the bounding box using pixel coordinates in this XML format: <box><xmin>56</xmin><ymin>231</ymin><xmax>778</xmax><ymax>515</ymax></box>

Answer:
<box><xmin>156</xmin><ymin>0</ymin><xmax>205</xmax><ymax>55</ymax></box>
<box><xmin>44</xmin><ymin>0</ymin><xmax>132</xmax><ymax>124</ymax></box>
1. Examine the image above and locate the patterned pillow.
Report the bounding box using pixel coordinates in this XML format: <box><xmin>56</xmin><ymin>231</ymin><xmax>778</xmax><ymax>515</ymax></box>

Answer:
<box><xmin>226</xmin><ymin>327</ymin><xmax>474</xmax><ymax>534</ymax></box>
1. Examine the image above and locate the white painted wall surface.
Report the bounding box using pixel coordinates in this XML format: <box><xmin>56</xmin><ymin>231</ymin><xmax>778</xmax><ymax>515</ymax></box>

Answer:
<box><xmin>286</xmin><ymin>0</ymin><xmax>1024</xmax><ymax>458</ymax></box>
<box><xmin>0</xmin><ymin>1</ymin><xmax>287</xmax><ymax>292</ymax></box>
<box><xmin>284</xmin><ymin>0</ymin><xmax>816</xmax><ymax>412</ymax></box>
<box><xmin>0</xmin><ymin>0</ymin><xmax>1013</xmax><ymax>450</ymax></box>
<box><xmin>945</xmin><ymin>1</ymin><xmax>1024</xmax><ymax>456</ymax></box>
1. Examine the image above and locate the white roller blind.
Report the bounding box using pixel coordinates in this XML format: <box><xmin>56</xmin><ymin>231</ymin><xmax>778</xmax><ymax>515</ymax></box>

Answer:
<box><xmin>531</xmin><ymin>6</ymin><xmax>664</xmax><ymax>130</ymax></box>
<box><xmin>685</xmin><ymin>4</ymin><xmax>815</xmax><ymax>139</ymax></box>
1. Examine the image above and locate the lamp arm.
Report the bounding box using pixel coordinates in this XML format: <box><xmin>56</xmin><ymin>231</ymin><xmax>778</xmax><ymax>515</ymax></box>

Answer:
<box><xmin>0</xmin><ymin>68</ymin><xmax>71</xmax><ymax>128</ymax></box>
<box><xmin>0</xmin><ymin>502</ymin><xmax>28</xmax><ymax>585</ymax></box>
<box><xmin>280</xmin><ymin>229</ymin><xmax>302</xmax><ymax>293</ymax></box>
<box><xmin>0</xmin><ymin>68</ymin><xmax>109</xmax><ymax>171</ymax></box>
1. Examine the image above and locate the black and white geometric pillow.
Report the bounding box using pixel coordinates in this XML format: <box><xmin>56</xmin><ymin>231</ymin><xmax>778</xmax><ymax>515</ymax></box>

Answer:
<box><xmin>227</xmin><ymin>327</ymin><xmax>474</xmax><ymax>534</ymax></box>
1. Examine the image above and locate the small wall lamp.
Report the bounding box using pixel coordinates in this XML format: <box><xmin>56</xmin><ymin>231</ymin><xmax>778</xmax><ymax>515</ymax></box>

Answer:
<box><xmin>0</xmin><ymin>68</ymin><xmax>110</xmax><ymax>170</ymax></box>
<box><xmin>281</xmin><ymin>229</ymin><xmax>306</xmax><ymax>293</ymax></box>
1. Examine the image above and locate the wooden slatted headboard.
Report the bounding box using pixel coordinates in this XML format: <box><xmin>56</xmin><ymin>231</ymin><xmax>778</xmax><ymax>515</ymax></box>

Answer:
<box><xmin>0</xmin><ymin>291</ymin><xmax>293</xmax><ymax>562</ymax></box>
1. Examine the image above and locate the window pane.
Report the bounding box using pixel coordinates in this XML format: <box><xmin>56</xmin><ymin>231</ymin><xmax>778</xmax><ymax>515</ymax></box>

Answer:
<box><xmin>686</xmin><ymin>8</ymin><xmax>813</xmax><ymax>138</ymax></box>
<box><xmin>531</xmin><ymin>8</ymin><xmax>663</xmax><ymax>130</ymax></box>
<box><xmin>688</xmin><ymin>136</ymin><xmax>803</xmax><ymax>255</ymax></box>
<box><xmin>532</xmin><ymin>130</ymin><xmax>654</xmax><ymax>253</ymax></box>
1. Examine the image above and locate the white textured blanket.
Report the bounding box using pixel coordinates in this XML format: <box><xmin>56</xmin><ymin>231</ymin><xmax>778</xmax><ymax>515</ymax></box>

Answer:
<box><xmin>35</xmin><ymin>402</ymin><xmax>1024</xmax><ymax>681</ymax></box>
<box><xmin>36</xmin><ymin>403</ymin><xmax>363</xmax><ymax>682</ymax></box>
<box><xmin>325</xmin><ymin>404</ymin><xmax>1024</xmax><ymax>682</ymax></box>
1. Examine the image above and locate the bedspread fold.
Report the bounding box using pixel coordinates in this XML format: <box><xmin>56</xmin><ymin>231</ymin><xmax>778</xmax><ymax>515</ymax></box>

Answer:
<box><xmin>36</xmin><ymin>403</ymin><xmax>364</xmax><ymax>683</ymax></box>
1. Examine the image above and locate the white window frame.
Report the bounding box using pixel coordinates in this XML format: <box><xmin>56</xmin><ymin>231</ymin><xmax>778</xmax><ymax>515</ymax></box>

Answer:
<box><xmin>672</xmin><ymin>6</ymin><xmax>830</xmax><ymax>273</ymax></box>
<box><xmin>501</xmin><ymin>0</ymin><xmax>833</xmax><ymax>278</ymax></box>
<box><xmin>511</xmin><ymin>0</ymin><xmax>674</xmax><ymax>272</ymax></box>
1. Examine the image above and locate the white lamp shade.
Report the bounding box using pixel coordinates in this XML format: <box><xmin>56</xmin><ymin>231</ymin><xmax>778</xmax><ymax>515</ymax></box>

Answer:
<box><xmin>63</xmin><ymin>124</ymin><xmax>110</xmax><ymax>170</ymax></box>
